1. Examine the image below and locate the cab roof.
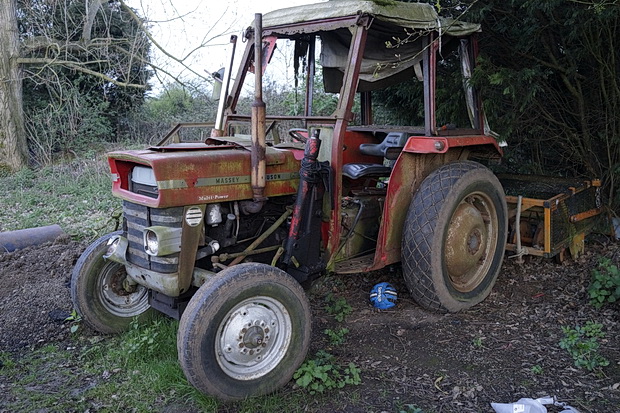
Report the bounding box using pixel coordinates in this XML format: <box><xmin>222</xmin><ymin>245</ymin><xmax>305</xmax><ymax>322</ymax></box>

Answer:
<box><xmin>263</xmin><ymin>0</ymin><xmax>480</xmax><ymax>37</ymax></box>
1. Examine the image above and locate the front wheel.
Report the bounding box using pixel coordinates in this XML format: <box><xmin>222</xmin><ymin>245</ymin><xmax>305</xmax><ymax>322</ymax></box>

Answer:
<box><xmin>402</xmin><ymin>161</ymin><xmax>508</xmax><ymax>312</ymax></box>
<box><xmin>71</xmin><ymin>232</ymin><xmax>154</xmax><ymax>334</ymax></box>
<box><xmin>177</xmin><ymin>263</ymin><xmax>311</xmax><ymax>401</ymax></box>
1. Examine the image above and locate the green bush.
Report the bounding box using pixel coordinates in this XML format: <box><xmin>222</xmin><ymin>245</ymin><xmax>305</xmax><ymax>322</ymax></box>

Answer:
<box><xmin>324</xmin><ymin>293</ymin><xmax>353</xmax><ymax>322</ymax></box>
<box><xmin>324</xmin><ymin>327</ymin><xmax>349</xmax><ymax>346</ymax></box>
<box><xmin>588</xmin><ymin>258</ymin><xmax>620</xmax><ymax>308</ymax></box>
<box><xmin>293</xmin><ymin>350</ymin><xmax>361</xmax><ymax>394</ymax></box>
<box><xmin>559</xmin><ymin>321</ymin><xmax>609</xmax><ymax>371</ymax></box>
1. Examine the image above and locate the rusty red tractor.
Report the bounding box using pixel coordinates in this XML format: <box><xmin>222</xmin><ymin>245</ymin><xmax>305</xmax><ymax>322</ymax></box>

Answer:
<box><xmin>72</xmin><ymin>1</ymin><xmax>511</xmax><ymax>400</ymax></box>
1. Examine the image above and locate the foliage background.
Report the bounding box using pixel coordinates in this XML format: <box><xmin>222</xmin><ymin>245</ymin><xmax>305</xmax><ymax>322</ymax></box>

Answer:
<box><xmin>468</xmin><ymin>0</ymin><xmax>619</xmax><ymax>211</ymax></box>
<box><xmin>9</xmin><ymin>0</ymin><xmax>620</xmax><ymax>215</ymax></box>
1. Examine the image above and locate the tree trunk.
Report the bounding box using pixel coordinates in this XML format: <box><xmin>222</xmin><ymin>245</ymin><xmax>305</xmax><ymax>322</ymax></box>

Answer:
<box><xmin>0</xmin><ymin>0</ymin><xmax>28</xmax><ymax>171</ymax></box>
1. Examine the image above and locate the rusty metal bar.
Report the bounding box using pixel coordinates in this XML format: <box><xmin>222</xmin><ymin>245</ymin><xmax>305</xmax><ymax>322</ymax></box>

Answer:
<box><xmin>327</xmin><ymin>20</ymin><xmax>369</xmax><ymax>264</ymax></box>
<box><xmin>570</xmin><ymin>207</ymin><xmax>603</xmax><ymax>223</ymax></box>
<box><xmin>155</xmin><ymin>123</ymin><xmax>215</xmax><ymax>146</ymax></box>
<box><xmin>229</xmin><ymin>207</ymin><xmax>292</xmax><ymax>266</ymax></box>
<box><xmin>544</xmin><ymin>207</ymin><xmax>551</xmax><ymax>253</ymax></box>
<box><xmin>219</xmin><ymin>245</ymin><xmax>281</xmax><ymax>263</ymax></box>
<box><xmin>227</xmin><ymin>114</ymin><xmax>336</xmax><ymax>123</ymax></box>
<box><xmin>251</xmin><ymin>13</ymin><xmax>267</xmax><ymax>203</ymax></box>
<box><xmin>227</xmin><ymin>33</ymin><xmax>255</xmax><ymax>122</ymax></box>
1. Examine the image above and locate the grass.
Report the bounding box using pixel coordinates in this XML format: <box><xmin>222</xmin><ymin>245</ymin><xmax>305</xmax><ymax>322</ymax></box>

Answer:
<box><xmin>0</xmin><ymin>152</ymin><xmax>359</xmax><ymax>412</ymax></box>
<box><xmin>1</xmin><ymin>317</ymin><xmax>321</xmax><ymax>412</ymax></box>
<box><xmin>0</xmin><ymin>155</ymin><xmax>119</xmax><ymax>240</ymax></box>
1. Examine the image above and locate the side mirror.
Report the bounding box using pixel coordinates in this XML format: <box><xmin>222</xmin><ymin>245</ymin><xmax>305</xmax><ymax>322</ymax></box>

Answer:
<box><xmin>211</xmin><ymin>68</ymin><xmax>225</xmax><ymax>100</ymax></box>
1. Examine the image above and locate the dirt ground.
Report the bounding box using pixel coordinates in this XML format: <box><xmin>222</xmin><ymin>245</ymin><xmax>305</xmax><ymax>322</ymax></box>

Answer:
<box><xmin>0</xmin><ymin>235</ymin><xmax>619</xmax><ymax>412</ymax></box>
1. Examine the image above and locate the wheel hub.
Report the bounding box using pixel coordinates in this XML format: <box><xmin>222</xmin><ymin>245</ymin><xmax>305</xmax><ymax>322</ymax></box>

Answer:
<box><xmin>467</xmin><ymin>228</ymin><xmax>482</xmax><ymax>255</ymax></box>
<box><xmin>217</xmin><ymin>297</ymin><xmax>292</xmax><ymax>380</ymax></box>
<box><xmin>96</xmin><ymin>263</ymin><xmax>150</xmax><ymax>317</ymax></box>
<box><xmin>242</xmin><ymin>325</ymin><xmax>266</xmax><ymax>348</ymax></box>
<box><xmin>445</xmin><ymin>200</ymin><xmax>489</xmax><ymax>287</ymax></box>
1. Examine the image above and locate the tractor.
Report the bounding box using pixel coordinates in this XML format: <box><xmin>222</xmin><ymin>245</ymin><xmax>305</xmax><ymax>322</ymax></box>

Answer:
<box><xmin>72</xmin><ymin>0</ymin><xmax>510</xmax><ymax>400</ymax></box>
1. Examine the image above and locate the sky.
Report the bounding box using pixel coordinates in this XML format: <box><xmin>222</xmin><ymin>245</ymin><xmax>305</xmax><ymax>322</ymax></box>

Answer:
<box><xmin>125</xmin><ymin>0</ymin><xmax>328</xmax><ymax>93</ymax></box>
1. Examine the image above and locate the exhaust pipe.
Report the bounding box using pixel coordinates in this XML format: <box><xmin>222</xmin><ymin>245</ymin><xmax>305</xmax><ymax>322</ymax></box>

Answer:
<box><xmin>251</xmin><ymin>13</ymin><xmax>267</xmax><ymax>206</ymax></box>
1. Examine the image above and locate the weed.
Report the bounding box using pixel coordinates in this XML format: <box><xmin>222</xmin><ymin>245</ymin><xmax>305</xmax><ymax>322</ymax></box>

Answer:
<box><xmin>530</xmin><ymin>364</ymin><xmax>543</xmax><ymax>375</ymax></box>
<box><xmin>472</xmin><ymin>336</ymin><xmax>484</xmax><ymax>348</ymax></box>
<box><xmin>293</xmin><ymin>350</ymin><xmax>361</xmax><ymax>394</ymax></box>
<box><xmin>65</xmin><ymin>309</ymin><xmax>82</xmax><ymax>333</ymax></box>
<box><xmin>2</xmin><ymin>345</ymin><xmax>87</xmax><ymax>411</ymax></box>
<box><xmin>0</xmin><ymin>351</ymin><xmax>16</xmax><ymax>371</ymax></box>
<box><xmin>325</xmin><ymin>293</ymin><xmax>353</xmax><ymax>322</ymax></box>
<box><xmin>559</xmin><ymin>321</ymin><xmax>609</xmax><ymax>371</ymax></box>
<box><xmin>399</xmin><ymin>404</ymin><xmax>425</xmax><ymax>413</ymax></box>
<box><xmin>74</xmin><ymin>317</ymin><xmax>199</xmax><ymax>411</ymax></box>
<box><xmin>122</xmin><ymin>317</ymin><xmax>168</xmax><ymax>361</ymax></box>
<box><xmin>588</xmin><ymin>258</ymin><xmax>620</xmax><ymax>308</ymax></box>
<box><xmin>324</xmin><ymin>327</ymin><xmax>349</xmax><ymax>346</ymax></box>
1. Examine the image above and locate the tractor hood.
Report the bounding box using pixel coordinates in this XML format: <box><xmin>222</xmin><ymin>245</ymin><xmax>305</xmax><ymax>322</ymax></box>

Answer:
<box><xmin>108</xmin><ymin>137</ymin><xmax>303</xmax><ymax>208</ymax></box>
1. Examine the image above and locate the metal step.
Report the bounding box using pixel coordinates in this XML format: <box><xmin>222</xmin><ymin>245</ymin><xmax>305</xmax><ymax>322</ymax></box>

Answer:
<box><xmin>334</xmin><ymin>254</ymin><xmax>375</xmax><ymax>274</ymax></box>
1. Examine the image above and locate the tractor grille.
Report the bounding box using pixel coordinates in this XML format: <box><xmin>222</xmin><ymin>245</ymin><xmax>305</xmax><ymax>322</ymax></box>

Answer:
<box><xmin>123</xmin><ymin>201</ymin><xmax>183</xmax><ymax>273</ymax></box>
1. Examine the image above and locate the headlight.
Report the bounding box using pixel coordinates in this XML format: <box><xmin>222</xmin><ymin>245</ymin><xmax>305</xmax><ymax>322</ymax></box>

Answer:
<box><xmin>131</xmin><ymin>165</ymin><xmax>158</xmax><ymax>199</ymax></box>
<box><xmin>132</xmin><ymin>166</ymin><xmax>156</xmax><ymax>186</ymax></box>
<box><xmin>143</xmin><ymin>226</ymin><xmax>182</xmax><ymax>256</ymax></box>
<box><xmin>144</xmin><ymin>230</ymin><xmax>160</xmax><ymax>255</ymax></box>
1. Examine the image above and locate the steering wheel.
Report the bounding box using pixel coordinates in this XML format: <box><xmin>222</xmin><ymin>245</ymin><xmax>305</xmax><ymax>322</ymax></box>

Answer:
<box><xmin>288</xmin><ymin>128</ymin><xmax>308</xmax><ymax>143</ymax></box>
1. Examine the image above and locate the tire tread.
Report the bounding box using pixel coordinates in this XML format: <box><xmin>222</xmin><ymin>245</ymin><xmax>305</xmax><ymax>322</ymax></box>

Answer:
<box><xmin>402</xmin><ymin>161</ymin><xmax>502</xmax><ymax>312</ymax></box>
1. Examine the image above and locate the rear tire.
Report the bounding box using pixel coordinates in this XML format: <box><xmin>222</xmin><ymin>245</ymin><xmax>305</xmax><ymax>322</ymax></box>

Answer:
<box><xmin>177</xmin><ymin>263</ymin><xmax>311</xmax><ymax>401</ymax></box>
<box><xmin>402</xmin><ymin>161</ymin><xmax>507</xmax><ymax>312</ymax></box>
<box><xmin>71</xmin><ymin>232</ymin><xmax>154</xmax><ymax>334</ymax></box>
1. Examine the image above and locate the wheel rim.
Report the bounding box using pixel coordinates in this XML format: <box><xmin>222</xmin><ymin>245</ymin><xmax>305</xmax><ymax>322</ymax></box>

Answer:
<box><xmin>216</xmin><ymin>296</ymin><xmax>292</xmax><ymax>381</ymax></box>
<box><xmin>95</xmin><ymin>261</ymin><xmax>150</xmax><ymax>317</ymax></box>
<box><xmin>444</xmin><ymin>192</ymin><xmax>498</xmax><ymax>293</ymax></box>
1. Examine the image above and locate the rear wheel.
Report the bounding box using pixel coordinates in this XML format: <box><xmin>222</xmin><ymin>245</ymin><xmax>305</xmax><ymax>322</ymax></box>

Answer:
<box><xmin>177</xmin><ymin>263</ymin><xmax>311</xmax><ymax>401</ymax></box>
<box><xmin>71</xmin><ymin>232</ymin><xmax>153</xmax><ymax>333</ymax></box>
<box><xmin>402</xmin><ymin>161</ymin><xmax>507</xmax><ymax>312</ymax></box>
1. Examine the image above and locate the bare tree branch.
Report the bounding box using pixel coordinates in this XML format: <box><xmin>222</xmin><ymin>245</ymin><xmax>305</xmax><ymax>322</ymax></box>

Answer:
<box><xmin>82</xmin><ymin>0</ymin><xmax>106</xmax><ymax>43</ymax></box>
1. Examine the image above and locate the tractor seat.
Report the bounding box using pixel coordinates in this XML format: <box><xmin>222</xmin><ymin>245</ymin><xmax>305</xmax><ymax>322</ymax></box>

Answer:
<box><xmin>359</xmin><ymin>132</ymin><xmax>409</xmax><ymax>160</ymax></box>
<box><xmin>343</xmin><ymin>132</ymin><xmax>409</xmax><ymax>180</ymax></box>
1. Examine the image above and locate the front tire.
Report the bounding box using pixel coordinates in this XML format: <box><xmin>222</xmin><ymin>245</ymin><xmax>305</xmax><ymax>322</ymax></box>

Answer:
<box><xmin>177</xmin><ymin>263</ymin><xmax>311</xmax><ymax>401</ymax></box>
<box><xmin>402</xmin><ymin>161</ymin><xmax>508</xmax><ymax>312</ymax></box>
<box><xmin>71</xmin><ymin>232</ymin><xmax>153</xmax><ymax>334</ymax></box>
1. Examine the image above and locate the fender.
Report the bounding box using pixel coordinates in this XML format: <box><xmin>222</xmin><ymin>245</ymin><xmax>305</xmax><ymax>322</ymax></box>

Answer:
<box><xmin>368</xmin><ymin>143</ymin><xmax>496</xmax><ymax>271</ymax></box>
